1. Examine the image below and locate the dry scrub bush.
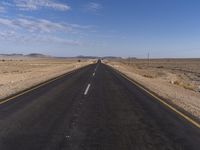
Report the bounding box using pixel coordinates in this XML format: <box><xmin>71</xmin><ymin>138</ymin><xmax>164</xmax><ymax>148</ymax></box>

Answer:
<box><xmin>143</xmin><ymin>74</ymin><xmax>154</xmax><ymax>78</ymax></box>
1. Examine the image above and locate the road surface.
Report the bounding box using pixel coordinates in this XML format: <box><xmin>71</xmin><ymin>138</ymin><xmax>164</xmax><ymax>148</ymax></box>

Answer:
<box><xmin>0</xmin><ymin>62</ymin><xmax>199</xmax><ymax>150</ymax></box>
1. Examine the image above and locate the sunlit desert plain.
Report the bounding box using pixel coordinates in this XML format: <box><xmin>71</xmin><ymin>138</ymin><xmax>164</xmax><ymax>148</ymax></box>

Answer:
<box><xmin>0</xmin><ymin>56</ymin><xmax>92</xmax><ymax>100</ymax></box>
<box><xmin>106</xmin><ymin>58</ymin><xmax>200</xmax><ymax>121</ymax></box>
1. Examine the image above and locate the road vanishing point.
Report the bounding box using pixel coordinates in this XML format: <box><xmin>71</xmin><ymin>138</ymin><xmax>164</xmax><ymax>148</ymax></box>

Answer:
<box><xmin>0</xmin><ymin>61</ymin><xmax>199</xmax><ymax>150</ymax></box>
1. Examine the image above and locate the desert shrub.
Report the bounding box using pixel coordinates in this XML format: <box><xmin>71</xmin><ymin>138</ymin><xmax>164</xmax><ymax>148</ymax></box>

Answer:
<box><xmin>172</xmin><ymin>80</ymin><xmax>194</xmax><ymax>90</ymax></box>
<box><xmin>137</xmin><ymin>65</ymin><xmax>142</xmax><ymax>69</ymax></box>
<box><xmin>143</xmin><ymin>74</ymin><xmax>153</xmax><ymax>78</ymax></box>
<box><xmin>174</xmin><ymin>80</ymin><xmax>180</xmax><ymax>85</ymax></box>
<box><xmin>198</xmin><ymin>86</ymin><xmax>200</xmax><ymax>92</ymax></box>
<box><xmin>182</xmin><ymin>83</ymin><xmax>193</xmax><ymax>90</ymax></box>
<box><xmin>157</xmin><ymin>66</ymin><xmax>164</xmax><ymax>68</ymax></box>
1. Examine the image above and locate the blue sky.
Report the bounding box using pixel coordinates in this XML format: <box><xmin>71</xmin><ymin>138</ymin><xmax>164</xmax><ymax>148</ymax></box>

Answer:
<box><xmin>0</xmin><ymin>0</ymin><xmax>200</xmax><ymax>57</ymax></box>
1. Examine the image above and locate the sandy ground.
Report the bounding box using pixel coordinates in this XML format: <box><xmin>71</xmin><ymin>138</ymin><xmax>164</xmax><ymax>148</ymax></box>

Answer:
<box><xmin>0</xmin><ymin>58</ymin><xmax>93</xmax><ymax>100</ymax></box>
<box><xmin>105</xmin><ymin>59</ymin><xmax>200</xmax><ymax>121</ymax></box>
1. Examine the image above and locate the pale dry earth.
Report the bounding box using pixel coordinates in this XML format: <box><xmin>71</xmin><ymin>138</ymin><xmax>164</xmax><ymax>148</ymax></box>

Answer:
<box><xmin>0</xmin><ymin>57</ymin><xmax>92</xmax><ymax>100</ymax></box>
<box><xmin>105</xmin><ymin>59</ymin><xmax>200</xmax><ymax>121</ymax></box>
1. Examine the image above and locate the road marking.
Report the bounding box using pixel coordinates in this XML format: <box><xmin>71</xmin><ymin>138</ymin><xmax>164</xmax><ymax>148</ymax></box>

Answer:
<box><xmin>0</xmin><ymin>65</ymin><xmax>90</xmax><ymax>105</ymax></box>
<box><xmin>66</xmin><ymin>135</ymin><xmax>71</xmax><ymax>140</ymax></box>
<box><xmin>113</xmin><ymin>68</ymin><xmax>200</xmax><ymax>129</ymax></box>
<box><xmin>84</xmin><ymin>83</ymin><xmax>91</xmax><ymax>95</ymax></box>
<box><xmin>94</xmin><ymin>64</ymin><xmax>98</xmax><ymax>72</ymax></box>
<box><xmin>93</xmin><ymin>72</ymin><xmax>95</xmax><ymax>76</ymax></box>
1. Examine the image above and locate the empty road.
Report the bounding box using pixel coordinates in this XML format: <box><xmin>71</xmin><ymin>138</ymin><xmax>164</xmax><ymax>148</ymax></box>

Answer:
<box><xmin>0</xmin><ymin>61</ymin><xmax>199</xmax><ymax>150</ymax></box>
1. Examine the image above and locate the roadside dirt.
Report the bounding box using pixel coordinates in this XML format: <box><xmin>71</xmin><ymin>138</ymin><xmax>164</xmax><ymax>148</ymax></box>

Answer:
<box><xmin>0</xmin><ymin>58</ymin><xmax>92</xmax><ymax>100</ymax></box>
<box><xmin>105</xmin><ymin>59</ymin><xmax>200</xmax><ymax>121</ymax></box>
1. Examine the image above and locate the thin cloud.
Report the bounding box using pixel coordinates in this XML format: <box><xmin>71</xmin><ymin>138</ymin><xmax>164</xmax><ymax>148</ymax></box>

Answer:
<box><xmin>0</xmin><ymin>5</ymin><xmax>6</xmax><ymax>13</ymax></box>
<box><xmin>85</xmin><ymin>2</ymin><xmax>102</xmax><ymax>13</ymax></box>
<box><xmin>0</xmin><ymin>30</ymin><xmax>15</xmax><ymax>39</ymax></box>
<box><xmin>0</xmin><ymin>30</ymin><xmax>80</xmax><ymax>46</ymax></box>
<box><xmin>41</xmin><ymin>36</ymin><xmax>81</xmax><ymax>45</ymax></box>
<box><xmin>1</xmin><ymin>1</ymin><xmax>13</xmax><ymax>7</ymax></box>
<box><xmin>0</xmin><ymin>18</ymin><xmax>17</xmax><ymax>28</ymax></box>
<box><xmin>14</xmin><ymin>0</ymin><xmax>71</xmax><ymax>11</ymax></box>
<box><xmin>25</xmin><ymin>35</ymin><xmax>81</xmax><ymax>46</ymax></box>
<box><xmin>69</xmin><ymin>23</ymin><xmax>94</xmax><ymax>30</ymax></box>
<box><xmin>0</xmin><ymin>17</ymin><xmax>89</xmax><ymax>33</ymax></box>
<box><xmin>0</xmin><ymin>16</ymin><xmax>92</xmax><ymax>46</ymax></box>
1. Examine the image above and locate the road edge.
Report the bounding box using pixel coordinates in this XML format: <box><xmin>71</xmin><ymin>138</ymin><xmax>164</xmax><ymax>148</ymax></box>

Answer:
<box><xmin>107</xmin><ymin>64</ymin><xmax>200</xmax><ymax>129</ymax></box>
<box><xmin>0</xmin><ymin>64</ymin><xmax>92</xmax><ymax>105</ymax></box>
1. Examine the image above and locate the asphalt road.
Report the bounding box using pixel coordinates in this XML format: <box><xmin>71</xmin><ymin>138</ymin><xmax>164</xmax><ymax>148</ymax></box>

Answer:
<box><xmin>0</xmin><ymin>62</ymin><xmax>199</xmax><ymax>150</ymax></box>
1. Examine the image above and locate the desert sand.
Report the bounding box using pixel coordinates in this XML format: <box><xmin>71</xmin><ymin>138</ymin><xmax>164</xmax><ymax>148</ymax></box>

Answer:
<box><xmin>0</xmin><ymin>57</ymin><xmax>92</xmax><ymax>100</ymax></box>
<box><xmin>105</xmin><ymin>59</ymin><xmax>200</xmax><ymax>121</ymax></box>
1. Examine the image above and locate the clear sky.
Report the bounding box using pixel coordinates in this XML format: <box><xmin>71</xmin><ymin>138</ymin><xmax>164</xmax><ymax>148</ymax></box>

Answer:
<box><xmin>0</xmin><ymin>0</ymin><xmax>200</xmax><ymax>58</ymax></box>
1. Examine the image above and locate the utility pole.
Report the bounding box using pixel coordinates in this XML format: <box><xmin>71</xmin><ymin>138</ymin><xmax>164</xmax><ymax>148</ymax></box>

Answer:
<box><xmin>147</xmin><ymin>52</ymin><xmax>150</xmax><ymax>66</ymax></box>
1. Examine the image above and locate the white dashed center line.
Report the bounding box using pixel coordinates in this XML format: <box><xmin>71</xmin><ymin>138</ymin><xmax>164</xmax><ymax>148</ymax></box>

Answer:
<box><xmin>94</xmin><ymin>65</ymin><xmax>98</xmax><ymax>72</ymax></box>
<box><xmin>84</xmin><ymin>83</ymin><xmax>91</xmax><ymax>95</ymax></box>
<box><xmin>93</xmin><ymin>72</ymin><xmax>95</xmax><ymax>76</ymax></box>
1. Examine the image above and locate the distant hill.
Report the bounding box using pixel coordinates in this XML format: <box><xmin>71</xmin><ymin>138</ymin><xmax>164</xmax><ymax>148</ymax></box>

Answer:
<box><xmin>102</xmin><ymin>56</ymin><xmax>122</xmax><ymax>59</ymax></box>
<box><xmin>0</xmin><ymin>53</ymin><xmax>51</xmax><ymax>59</ymax></box>
<box><xmin>75</xmin><ymin>56</ymin><xmax>123</xmax><ymax>60</ymax></box>
<box><xmin>0</xmin><ymin>53</ymin><xmax>24</xmax><ymax>57</ymax></box>
<box><xmin>75</xmin><ymin>55</ymin><xmax>100</xmax><ymax>59</ymax></box>
<box><xmin>0</xmin><ymin>53</ymin><xmax>123</xmax><ymax>59</ymax></box>
<box><xmin>26</xmin><ymin>53</ymin><xmax>50</xmax><ymax>58</ymax></box>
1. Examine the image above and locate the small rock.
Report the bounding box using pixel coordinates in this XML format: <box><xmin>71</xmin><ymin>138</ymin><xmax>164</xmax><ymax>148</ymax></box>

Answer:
<box><xmin>198</xmin><ymin>86</ymin><xmax>200</xmax><ymax>92</ymax></box>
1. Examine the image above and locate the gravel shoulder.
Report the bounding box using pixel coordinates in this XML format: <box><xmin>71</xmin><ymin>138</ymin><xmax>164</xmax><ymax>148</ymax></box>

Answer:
<box><xmin>105</xmin><ymin>59</ymin><xmax>200</xmax><ymax>121</ymax></box>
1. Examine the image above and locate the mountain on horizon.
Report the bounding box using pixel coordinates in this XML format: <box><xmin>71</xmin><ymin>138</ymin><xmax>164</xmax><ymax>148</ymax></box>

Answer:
<box><xmin>0</xmin><ymin>53</ymin><xmax>50</xmax><ymax>58</ymax></box>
